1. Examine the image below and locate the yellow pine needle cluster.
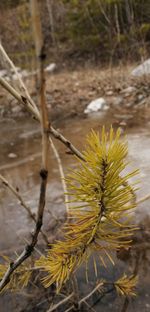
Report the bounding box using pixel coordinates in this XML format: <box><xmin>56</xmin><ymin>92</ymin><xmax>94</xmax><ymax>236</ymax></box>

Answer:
<box><xmin>36</xmin><ymin>127</ymin><xmax>139</xmax><ymax>292</ymax></box>
<box><xmin>115</xmin><ymin>274</ymin><xmax>138</xmax><ymax>296</ymax></box>
<box><xmin>0</xmin><ymin>256</ymin><xmax>32</xmax><ymax>292</ymax></box>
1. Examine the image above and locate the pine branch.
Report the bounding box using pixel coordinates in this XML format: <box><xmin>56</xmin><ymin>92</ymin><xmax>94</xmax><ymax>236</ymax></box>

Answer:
<box><xmin>36</xmin><ymin>128</ymin><xmax>139</xmax><ymax>292</ymax></box>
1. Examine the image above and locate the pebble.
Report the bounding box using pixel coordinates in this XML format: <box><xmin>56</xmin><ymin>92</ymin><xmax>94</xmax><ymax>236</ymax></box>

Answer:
<box><xmin>106</xmin><ymin>90</ymin><xmax>113</xmax><ymax>96</ymax></box>
<box><xmin>138</xmin><ymin>94</ymin><xmax>144</xmax><ymax>101</ymax></box>
<box><xmin>121</xmin><ymin>86</ymin><xmax>136</xmax><ymax>94</ymax></box>
<box><xmin>84</xmin><ymin>97</ymin><xmax>108</xmax><ymax>114</ymax></box>
<box><xmin>113</xmin><ymin>96</ymin><xmax>124</xmax><ymax>106</ymax></box>
<box><xmin>45</xmin><ymin>63</ymin><xmax>57</xmax><ymax>73</ymax></box>
<box><xmin>131</xmin><ymin>58</ymin><xmax>150</xmax><ymax>77</ymax></box>
<box><xmin>114</xmin><ymin>114</ymin><xmax>133</xmax><ymax>120</ymax></box>
<box><xmin>11</xmin><ymin>106</ymin><xmax>22</xmax><ymax>114</ymax></box>
<box><xmin>8</xmin><ymin>153</ymin><xmax>17</xmax><ymax>158</ymax></box>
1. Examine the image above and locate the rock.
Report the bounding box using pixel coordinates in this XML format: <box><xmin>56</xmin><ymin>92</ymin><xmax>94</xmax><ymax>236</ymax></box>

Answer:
<box><xmin>84</xmin><ymin>98</ymin><xmax>108</xmax><ymax>114</ymax></box>
<box><xmin>12</xmin><ymin>72</ymin><xmax>23</xmax><ymax>80</ymax></box>
<box><xmin>0</xmin><ymin>69</ymin><xmax>7</xmax><ymax>78</ymax></box>
<box><xmin>125</xmin><ymin>102</ymin><xmax>133</xmax><ymax>108</ymax></box>
<box><xmin>8</xmin><ymin>153</ymin><xmax>17</xmax><ymax>158</ymax></box>
<box><xmin>131</xmin><ymin>59</ymin><xmax>150</xmax><ymax>77</ymax></box>
<box><xmin>21</xmin><ymin>69</ymin><xmax>29</xmax><ymax>78</ymax></box>
<box><xmin>106</xmin><ymin>90</ymin><xmax>113</xmax><ymax>96</ymax></box>
<box><xmin>10</xmin><ymin>67</ymin><xmax>21</xmax><ymax>73</ymax></box>
<box><xmin>5</xmin><ymin>76</ymin><xmax>11</xmax><ymax>81</ymax></box>
<box><xmin>113</xmin><ymin>96</ymin><xmax>124</xmax><ymax>106</ymax></box>
<box><xmin>45</xmin><ymin>63</ymin><xmax>57</xmax><ymax>73</ymax></box>
<box><xmin>114</xmin><ymin>114</ymin><xmax>133</xmax><ymax>120</ymax></box>
<box><xmin>11</xmin><ymin>105</ymin><xmax>22</xmax><ymax>114</ymax></box>
<box><xmin>119</xmin><ymin>121</ymin><xmax>127</xmax><ymax>126</ymax></box>
<box><xmin>121</xmin><ymin>86</ymin><xmax>136</xmax><ymax>95</ymax></box>
<box><xmin>0</xmin><ymin>67</ymin><xmax>30</xmax><ymax>81</ymax></box>
<box><xmin>138</xmin><ymin>94</ymin><xmax>144</xmax><ymax>101</ymax></box>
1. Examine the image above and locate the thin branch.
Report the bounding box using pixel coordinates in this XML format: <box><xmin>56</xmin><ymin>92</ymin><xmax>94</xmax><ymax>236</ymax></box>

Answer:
<box><xmin>64</xmin><ymin>281</ymin><xmax>104</xmax><ymax>312</ymax></box>
<box><xmin>82</xmin><ymin>301</ymin><xmax>96</xmax><ymax>312</ymax></box>
<box><xmin>49</xmin><ymin>137</ymin><xmax>69</xmax><ymax>212</ymax></box>
<box><xmin>29</xmin><ymin>0</ymin><xmax>49</xmax><ymax>248</ymax></box>
<box><xmin>64</xmin><ymin>306</ymin><xmax>74</xmax><ymax>312</ymax></box>
<box><xmin>0</xmin><ymin>173</ymin><xmax>35</xmax><ymax>219</ymax></box>
<box><xmin>0</xmin><ymin>76</ymin><xmax>40</xmax><ymax>119</ymax></box>
<box><xmin>49</xmin><ymin>126</ymin><xmax>84</xmax><ymax>161</ymax></box>
<box><xmin>47</xmin><ymin>293</ymin><xmax>74</xmax><ymax>312</ymax></box>
<box><xmin>79</xmin><ymin>281</ymin><xmax>104</xmax><ymax>306</ymax></box>
<box><xmin>0</xmin><ymin>76</ymin><xmax>84</xmax><ymax>161</ymax></box>
<box><xmin>46</xmin><ymin>0</ymin><xmax>57</xmax><ymax>47</ymax></box>
<box><xmin>0</xmin><ymin>42</ymin><xmax>39</xmax><ymax>117</ymax></box>
<box><xmin>0</xmin><ymin>0</ymin><xmax>49</xmax><ymax>292</ymax></box>
<box><xmin>0</xmin><ymin>174</ymin><xmax>49</xmax><ymax>244</ymax></box>
<box><xmin>91</xmin><ymin>286</ymin><xmax>115</xmax><ymax>308</ymax></box>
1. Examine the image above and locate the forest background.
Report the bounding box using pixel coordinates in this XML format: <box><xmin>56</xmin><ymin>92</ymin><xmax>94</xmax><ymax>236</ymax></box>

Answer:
<box><xmin>0</xmin><ymin>0</ymin><xmax>150</xmax><ymax>69</ymax></box>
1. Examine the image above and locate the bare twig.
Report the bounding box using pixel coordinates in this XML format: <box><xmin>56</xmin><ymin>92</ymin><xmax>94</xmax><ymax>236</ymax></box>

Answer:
<box><xmin>0</xmin><ymin>76</ymin><xmax>40</xmax><ymax>119</ymax></box>
<box><xmin>47</xmin><ymin>293</ymin><xmax>74</xmax><ymax>312</ymax></box>
<box><xmin>29</xmin><ymin>0</ymin><xmax>49</xmax><ymax>248</ymax></box>
<box><xmin>0</xmin><ymin>173</ymin><xmax>35</xmax><ymax>219</ymax></box>
<box><xmin>82</xmin><ymin>301</ymin><xmax>96</xmax><ymax>312</ymax></box>
<box><xmin>0</xmin><ymin>0</ymin><xmax>49</xmax><ymax>292</ymax></box>
<box><xmin>64</xmin><ymin>281</ymin><xmax>104</xmax><ymax>312</ymax></box>
<box><xmin>0</xmin><ymin>42</ymin><xmax>39</xmax><ymax>117</ymax></box>
<box><xmin>0</xmin><ymin>76</ymin><xmax>84</xmax><ymax>161</ymax></box>
<box><xmin>64</xmin><ymin>306</ymin><xmax>74</xmax><ymax>312</ymax></box>
<box><xmin>0</xmin><ymin>22</ymin><xmax>84</xmax><ymax>293</ymax></box>
<box><xmin>91</xmin><ymin>286</ymin><xmax>114</xmax><ymax>308</ymax></box>
<box><xmin>0</xmin><ymin>174</ymin><xmax>49</xmax><ymax>244</ymax></box>
<box><xmin>46</xmin><ymin>0</ymin><xmax>57</xmax><ymax>47</ymax></box>
<box><xmin>49</xmin><ymin>126</ymin><xmax>84</xmax><ymax>161</ymax></box>
<box><xmin>79</xmin><ymin>281</ymin><xmax>104</xmax><ymax>306</ymax></box>
<box><xmin>49</xmin><ymin>137</ymin><xmax>69</xmax><ymax>212</ymax></box>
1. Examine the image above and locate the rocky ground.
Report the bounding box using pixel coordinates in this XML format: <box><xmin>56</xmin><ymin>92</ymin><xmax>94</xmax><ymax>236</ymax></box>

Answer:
<box><xmin>0</xmin><ymin>64</ymin><xmax>150</xmax><ymax>127</ymax></box>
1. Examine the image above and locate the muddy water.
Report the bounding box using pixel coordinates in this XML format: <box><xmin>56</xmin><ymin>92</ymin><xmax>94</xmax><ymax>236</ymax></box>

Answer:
<box><xmin>0</xmin><ymin>114</ymin><xmax>150</xmax><ymax>311</ymax></box>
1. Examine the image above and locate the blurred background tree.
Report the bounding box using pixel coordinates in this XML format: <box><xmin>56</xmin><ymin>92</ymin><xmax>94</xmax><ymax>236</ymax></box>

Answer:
<box><xmin>0</xmin><ymin>0</ymin><xmax>150</xmax><ymax>66</ymax></box>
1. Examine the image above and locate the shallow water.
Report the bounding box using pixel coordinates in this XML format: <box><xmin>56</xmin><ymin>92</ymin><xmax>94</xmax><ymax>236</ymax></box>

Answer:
<box><xmin>0</xmin><ymin>113</ymin><xmax>150</xmax><ymax>311</ymax></box>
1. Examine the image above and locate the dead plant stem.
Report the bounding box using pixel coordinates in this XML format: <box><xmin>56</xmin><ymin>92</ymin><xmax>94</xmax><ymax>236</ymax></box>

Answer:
<box><xmin>47</xmin><ymin>293</ymin><xmax>74</xmax><ymax>312</ymax></box>
<box><xmin>0</xmin><ymin>0</ymin><xmax>49</xmax><ymax>292</ymax></box>
<box><xmin>49</xmin><ymin>137</ymin><xmax>69</xmax><ymax>212</ymax></box>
